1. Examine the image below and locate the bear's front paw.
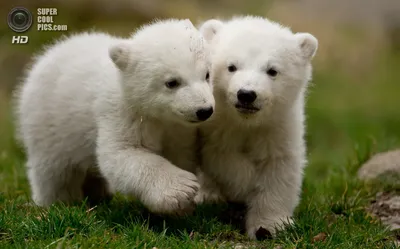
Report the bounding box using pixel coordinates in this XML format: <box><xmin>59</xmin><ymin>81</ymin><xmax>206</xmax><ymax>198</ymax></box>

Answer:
<box><xmin>246</xmin><ymin>216</ymin><xmax>294</xmax><ymax>240</ymax></box>
<box><xmin>144</xmin><ymin>168</ymin><xmax>200</xmax><ymax>216</ymax></box>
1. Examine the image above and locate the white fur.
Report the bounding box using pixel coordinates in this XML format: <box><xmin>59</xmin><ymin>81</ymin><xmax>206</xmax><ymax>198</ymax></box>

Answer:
<box><xmin>15</xmin><ymin>19</ymin><xmax>215</xmax><ymax>215</ymax></box>
<box><xmin>197</xmin><ymin>16</ymin><xmax>318</xmax><ymax>239</ymax></box>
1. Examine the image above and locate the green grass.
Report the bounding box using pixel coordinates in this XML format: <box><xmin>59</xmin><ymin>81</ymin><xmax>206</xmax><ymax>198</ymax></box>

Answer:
<box><xmin>1</xmin><ymin>23</ymin><xmax>400</xmax><ymax>249</ymax></box>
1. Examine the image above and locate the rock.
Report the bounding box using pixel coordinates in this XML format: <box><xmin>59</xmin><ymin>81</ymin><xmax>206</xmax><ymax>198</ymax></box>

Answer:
<box><xmin>234</xmin><ymin>244</ymin><xmax>246</xmax><ymax>249</ymax></box>
<box><xmin>358</xmin><ymin>149</ymin><xmax>400</xmax><ymax>180</ymax></box>
<box><xmin>360</xmin><ymin>150</ymin><xmax>400</xmax><ymax>246</ymax></box>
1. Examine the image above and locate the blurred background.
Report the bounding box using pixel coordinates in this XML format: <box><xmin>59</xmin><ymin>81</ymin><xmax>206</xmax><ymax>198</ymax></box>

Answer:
<box><xmin>0</xmin><ymin>0</ymin><xmax>400</xmax><ymax>193</ymax></box>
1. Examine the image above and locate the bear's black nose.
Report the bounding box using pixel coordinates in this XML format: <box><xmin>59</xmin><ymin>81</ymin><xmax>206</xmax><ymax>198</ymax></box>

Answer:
<box><xmin>237</xmin><ymin>89</ymin><xmax>257</xmax><ymax>104</ymax></box>
<box><xmin>196</xmin><ymin>107</ymin><xmax>214</xmax><ymax>121</ymax></box>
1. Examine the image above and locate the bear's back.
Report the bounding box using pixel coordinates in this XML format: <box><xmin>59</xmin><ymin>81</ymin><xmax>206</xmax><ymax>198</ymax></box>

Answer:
<box><xmin>16</xmin><ymin>32</ymin><xmax>125</xmax><ymax>162</ymax></box>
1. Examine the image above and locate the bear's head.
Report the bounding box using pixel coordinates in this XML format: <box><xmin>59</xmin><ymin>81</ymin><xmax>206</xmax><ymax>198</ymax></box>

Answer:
<box><xmin>110</xmin><ymin>19</ymin><xmax>215</xmax><ymax>125</ymax></box>
<box><xmin>200</xmin><ymin>16</ymin><xmax>318</xmax><ymax>125</ymax></box>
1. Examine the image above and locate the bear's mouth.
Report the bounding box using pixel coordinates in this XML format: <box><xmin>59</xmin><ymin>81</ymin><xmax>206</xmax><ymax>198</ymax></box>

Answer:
<box><xmin>235</xmin><ymin>103</ymin><xmax>260</xmax><ymax>114</ymax></box>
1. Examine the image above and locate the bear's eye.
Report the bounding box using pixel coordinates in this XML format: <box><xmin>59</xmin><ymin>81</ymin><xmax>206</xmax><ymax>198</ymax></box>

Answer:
<box><xmin>228</xmin><ymin>65</ymin><xmax>237</xmax><ymax>73</ymax></box>
<box><xmin>165</xmin><ymin>79</ymin><xmax>180</xmax><ymax>89</ymax></box>
<box><xmin>266</xmin><ymin>68</ymin><xmax>278</xmax><ymax>77</ymax></box>
<box><xmin>205</xmin><ymin>71</ymin><xmax>210</xmax><ymax>82</ymax></box>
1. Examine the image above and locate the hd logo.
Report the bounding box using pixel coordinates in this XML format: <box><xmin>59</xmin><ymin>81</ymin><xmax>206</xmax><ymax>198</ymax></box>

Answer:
<box><xmin>7</xmin><ymin>7</ymin><xmax>32</xmax><ymax>44</ymax></box>
<box><xmin>12</xmin><ymin>35</ymin><xmax>29</xmax><ymax>44</ymax></box>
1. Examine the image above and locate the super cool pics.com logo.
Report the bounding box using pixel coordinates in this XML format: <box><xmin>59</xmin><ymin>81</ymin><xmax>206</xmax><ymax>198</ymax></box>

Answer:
<box><xmin>7</xmin><ymin>7</ymin><xmax>68</xmax><ymax>44</ymax></box>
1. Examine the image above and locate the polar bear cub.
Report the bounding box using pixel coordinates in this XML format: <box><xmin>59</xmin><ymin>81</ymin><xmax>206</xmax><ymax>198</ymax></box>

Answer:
<box><xmin>16</xmin><ymin>19</ymin><xmax>215</xmax><ymax>215</ymax></box>
<box><xmin>197</xmin><ymin>16</ymin><xmax>318</xmax><ymax>239</ymax></box>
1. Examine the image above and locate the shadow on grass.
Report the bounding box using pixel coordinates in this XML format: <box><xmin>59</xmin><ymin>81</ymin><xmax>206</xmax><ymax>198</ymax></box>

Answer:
<box><xmin>94</xmin><ymin>197</ymin><xmax>247</xmax><ymax>238</ymax></box>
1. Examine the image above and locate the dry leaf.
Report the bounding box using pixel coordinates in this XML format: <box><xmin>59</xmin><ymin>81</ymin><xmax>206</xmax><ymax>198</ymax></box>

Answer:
<box><xmin>312</xmin><ymin>232</ymin><xmax>327</xmax><ymax>243</ymax></box>
<box><xmin>86</xmin><ymin>206</ymin><xmax>97</xmax><ymax>213</ymax></box>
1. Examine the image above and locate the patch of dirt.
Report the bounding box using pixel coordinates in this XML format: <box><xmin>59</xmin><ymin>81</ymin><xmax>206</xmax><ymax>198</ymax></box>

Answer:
<box><xmin>369</xmin><ymin>192</ymin><xmax>400</xmax><ymax>231</ymax></box>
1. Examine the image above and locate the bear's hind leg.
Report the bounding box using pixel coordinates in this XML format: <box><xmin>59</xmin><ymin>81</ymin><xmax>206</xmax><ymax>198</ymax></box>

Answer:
<box><xmin>27</xmin><ymin>157</ymin><xmax>87</xmax><ymax>207</ymax></box>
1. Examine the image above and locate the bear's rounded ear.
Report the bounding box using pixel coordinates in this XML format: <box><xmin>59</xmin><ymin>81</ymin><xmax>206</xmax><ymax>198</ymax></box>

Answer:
<box><xmin>199</xmin><ymin>19</ymin><xmax>224</xmax><ymax>43</ymax></box>
<box><xmin>109</xmin><ymin>43</ymin><xmax>132</xmax><ymax>71</ymax></box>
<box><xmin>294</xmin><ymin>33</ymin><xmax>318</xmax><ymax>60</ymax></box>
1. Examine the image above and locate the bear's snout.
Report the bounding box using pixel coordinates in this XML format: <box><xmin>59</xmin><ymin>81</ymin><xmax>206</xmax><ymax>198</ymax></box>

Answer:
<box><xmin>237</xmin><ymin>89</ymin><xmax>257</xmax><ymax>104</ymax></box>
<box><xmin>234</xmin><ymin>89</ymin><xmax>261</xmax><ymax>114</ymax></box>
<box><xmin>196</xmin><ymin>107</ymin><xmax>214</xmax><ymax>121</ymax></box>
